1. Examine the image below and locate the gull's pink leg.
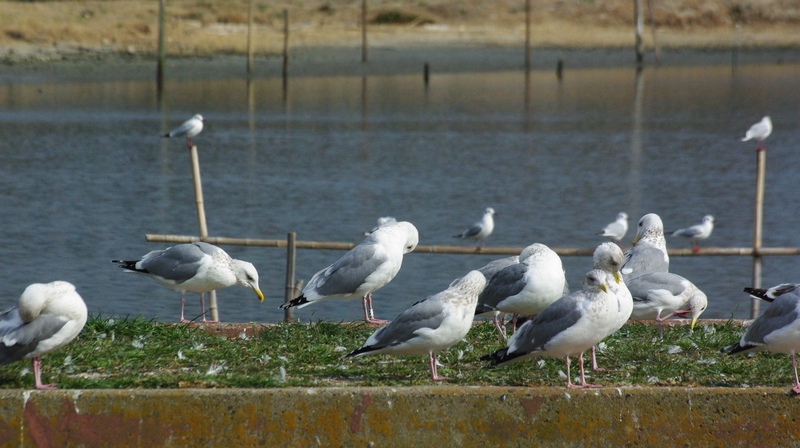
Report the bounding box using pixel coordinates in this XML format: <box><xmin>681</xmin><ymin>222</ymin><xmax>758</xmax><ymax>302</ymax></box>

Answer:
<box><xmin>577</xmin><ymin>351</ymin><xmax>601</xmax><ymax>388</ymax></box>
<box><xmin>179</xmin><ymin>293</ymin><xmax>190</xmax><ymax>323</ymax></box>
<box><xmin>199</xmin><ymin>293</ymin><xmax>218</xmax><ymax>323</ymax></box>
<box><xmin>492</xmin><ymin>316</ymin><xmax>507</xmax><ymax>340</ymax></box>
<box><xmin>186</xmin><ymin>137</ymin><xmax>194</xmax><ymax>149</ymax></box>
<box><xmin>32</xmin><ymin>358</ymin><xmax>57</xmax><ymax>390</ymax></box>
<box><xmin>565</xmin><ymin>355</ymin><xmax>576</xmax><ymax>388</ymax></box>
<box><xmin>691</xmin><ymin>240</ymin><xmax>700</xmax><ymax>254</ymax></box>
<box><xmin>591</xmin><ymin>345</ymin><xmax>604</xmax><ymax>371</ymax></box>
<box><xmin>363</xmin><ymin>293</ymin><xmax>389</xmax><ymax>326</ymax></box>
<box><xmin>430</xmin><ymin>353</ymin><xmax>447</xmax><ymax>381</ymax></box>
<box><xmin>792</xmin><ymin>353</ymin><xmax>800</xmax><ymax>395</ymax></box>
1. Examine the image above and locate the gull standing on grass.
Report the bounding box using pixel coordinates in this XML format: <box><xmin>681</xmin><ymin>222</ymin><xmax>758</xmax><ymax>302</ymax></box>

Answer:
<box><xmin>475</xmin><ymin>244</ymin><xmax>566</xmax><ymax>339</ymax></box>
<box><xmin>628</xmin><ymin>272</ymin><xmax>708</xmax><ymax>338</ymax></box>
<box><xmin>346</xmin><ymin>270</ymin><xmax>486</xmax><ymax>381</ymax></box>
<box><xmin>741</xmin><ymin>116</ymin><xmax>772</xmax><ymax>151</ymax></box>
<box><xmin>113</xmin><ymin>242</ymin><xmax>264</xmax><ymax>323</ymax></box>
<box><xmin>589</xmin><ymin>242</ymin><xmax>633</xmax><ymax>370</ymax></box>
<box><xmin>281</xmin><ymin>221</ymin><xmax>419</xmax><ymax>325</ymax></box>
<box><xmin>598</xmin><ymin>212</ymin><xmax>629</xmax><ymax>244</ymax></box>
<box><xmin>725</xmin><ymin>283</ymin><xmax>800</xmax><ymax>394</ymax></box>
<box><xmin>670</xmin><ymin>215</ymin><xmax>715</xmax><ymax>253</ymax></box>
<box><xmin>0</xmin><ymin>281</ymin><xmax>88</xmax><ymax>390</ymax></box>
<box><xmin>483</xmin><ymin>269</ymin><xmax>619</xmax><ymax>389</ymax></box>
<box><xmin>621</xmin><ymin>213</ymin><xmax>670</xmax><ymax>281</ymax></box>
<box><xmin>453</xmin><ymin>207</ymin><xmax>496</xmax><ymax>251</ymax></box>
<box><xmin>162</xmin><ymin>114</ymin><xmax>204</xmax><ymax>149</ymax></box>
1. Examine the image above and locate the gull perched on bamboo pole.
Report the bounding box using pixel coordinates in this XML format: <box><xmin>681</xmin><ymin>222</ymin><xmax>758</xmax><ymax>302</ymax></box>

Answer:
<box><xmin>163</xmin><ymin>114</ymin><xmax>204</xmax><ymax>149</ymax></box>
<box><xmin>453</xmin><ymin>207</ymin><xmax>496</xmax><ymax>251</ymax></box>
<box><xmin>741</xmin><ymin>116</ymin><xmax>772</xmax><ymax>151</ymax></box>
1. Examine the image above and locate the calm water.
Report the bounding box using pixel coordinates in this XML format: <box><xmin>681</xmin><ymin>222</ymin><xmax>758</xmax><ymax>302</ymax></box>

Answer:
<box><xmin>1</xmin><ymin>52</ymin><xmax>799</xmax><ymax>323</ymax></box>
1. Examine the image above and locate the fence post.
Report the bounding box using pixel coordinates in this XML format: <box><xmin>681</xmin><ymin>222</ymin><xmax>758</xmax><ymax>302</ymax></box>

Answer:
<box><xmin>284</xmin><ymin>232</ymin><xmax>297</xmax><ymax>322</ymax></box>
<box><xmin>751</xmin><ymin>149</ymin><xmax>766</xmax><ymax>318</ymax></box>
<box><xmin>189</xmin><ymin>145</ymin><xmax>217</xmax><ymax>321</ymax></box>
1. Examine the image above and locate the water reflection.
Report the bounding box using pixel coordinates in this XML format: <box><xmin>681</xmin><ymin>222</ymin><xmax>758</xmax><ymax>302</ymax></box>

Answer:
<box><xmin>0</xmin><ymin>61</ymin><xmax>798</xmax><ymax>323</ymax></box>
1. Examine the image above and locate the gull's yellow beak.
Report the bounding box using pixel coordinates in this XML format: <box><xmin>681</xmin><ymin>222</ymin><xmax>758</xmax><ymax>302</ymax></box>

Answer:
<box><xmin>690</xmin><ymin>315</ymin><xmax>698</xmax><ymax>331</ymax></box>
<box><xmin>613</xmin><ymin>271</ymin><xmax>622</xmax><ymax>284</ymax></box>
<box><xmin>631</xmin><ymin>233</ymin><xmax>641</xmax><ymax>245</ymax></box>
<box><xmin>600</xmin><ymin>283</ymin><xmax>609</xmax><ymax>293</ymax></box>
<box><xmin>254</xmin><ymin>288</ymin><xmax>265</xmax><ymax>303</ymax></box>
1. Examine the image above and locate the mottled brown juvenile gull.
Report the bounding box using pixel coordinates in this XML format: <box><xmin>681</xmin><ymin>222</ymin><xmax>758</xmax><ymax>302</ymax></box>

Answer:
<box><xmin>0</xmin><ymin>281</ymin><xmax>88</xmax><ymax>390</ymax></box>
<box><xmin>346</xmin><ymin>270</ymin><xmax>486</xmax><ymax>381</ymax></box>
<box><xmin>475</xmin><ymin>243</ymin><xmax>566</xmax><ymax>339</ymax></box>
<box><xmin>453</xmin><ymin>207</ymin><xmax>495</xmax><ymax>251</ymax></box>
<box><xmin>621</xmin><ymin>213</ymin><xmax>669</xmax><ymax>281</ymax></box>
<box><xmin>483</xmin><ymin>269</ymin><xmax>618</xmax><ymax>389</ymax></box>
<box><xmin>725</xmin><ymin>283</ymin><xmax>800</xmax><ymax>394</ymax></box>
<box><xmin>598</xmin><ymin>212</ymin><xmax>629</xmax><ymax>243</ymax></box>
<box><xmin>670</xmin><ymin>215</ymin><xmax>715</xmax><ymax>253</ymax></box>
<box><xmin>741</xmin><ymin>115</ymin><xmax>772</xmax><ymax>151</ymax></box>
<box><xmin>628</xmin><ymin>272</ymin><xmax>707</xmax><ymax>338</ymax></box>
<box><xmin>162</xmin><ymin>114</ymin><xmax>204</xmax><ymax>149</ymax></box>
<box><xmin>282</xmin><ymin>221</ymin><xmax>419</xmax><ymax>325</ymax></box>
<box><xmin>113</xmin><ymin>241</ymin><xmax>264</xmax><ymax>323</ymax></box>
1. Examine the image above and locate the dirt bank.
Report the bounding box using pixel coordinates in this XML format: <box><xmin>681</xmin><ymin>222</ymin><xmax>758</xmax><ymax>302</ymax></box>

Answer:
<box><xmin>2</xmin><ymin>0</ymin><xmax>799</xmax><ymax>63</ymax></box>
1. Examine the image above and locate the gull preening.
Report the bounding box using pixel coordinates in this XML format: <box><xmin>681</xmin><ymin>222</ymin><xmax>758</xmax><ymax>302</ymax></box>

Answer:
<box><xmin>0</xmin><ymin>281</ymin><xmax>88</xmax><ymax>390</ymax></box>
<box><xmin>725</xmin><ymin>283</ymin><xmax>800</xmax><ymax>394</ymax></box>
<box><xmin>475</xmin><ymin>243</ymin><xmax>566</xmax><ymax>339</ymax></box>
<box><xmin>281</xmin><ymin>221</ymin><xmax>419</xmax><ymax>325</ymax></box>
<box><xmin>453</xmin><ymin>207</ymin><xmax>495</xmax><ymax>251</ymax></box>
<box><xmin>598</xmin><ymin>212</ymin><xmax>629</xmax><ymax>243</ymax></box>
<box><xmin>621</xmin><ymin>213</ymin><xmax>670</xmax><ymax>281</ymax></box>
<box><xmin>483</xmin><ymin>269</ymin><xmax>619</xmax><ymax>389</ymax></box>
<box><xmin>113</xmin><ymin>242</ymin><xmax>264</xmax><ymax>323</ymax></box>
<box><xmin>163</xmin><ymin>114</ymin><xmax>204</xmax><ymax>149</ymax></box>
<box><xmin>671</xmin><ymin>215</ymin><xmax>715</xmax><ymax>253</ymax></box>
<box><xmin>363</xmin><ymin>216</ymin><xmax>398</xmax><ymax>236</ymax></box>
<box><xmin>741</xmin><ymin>116</ymin><xmax>772</xmax><ymax>151</ymax></box>
<box><xmin>628</xmin><ymin>272</ymin><xmax>708</xmax><ymax>338</ymax></box>
<box><xmin>589</xmin><ymin>242</ymin><xmax>633</xmax><ymax>370</ymax></box>
<box><xmin>346</xmin><ymin>270</ymin><xmax>486</xmax><ymax>381</ymax></box>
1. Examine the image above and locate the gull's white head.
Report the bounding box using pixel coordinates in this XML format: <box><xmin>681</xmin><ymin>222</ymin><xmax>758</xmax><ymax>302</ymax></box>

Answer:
<box><xmin>631</xmin><ymin>213</ymin><xmax>665</xmax><ymax>246</ymax></box>
<box><xmin>233</xmin><ymin>260</ymin><xmax>264</xmax><ymax>302</ymax></box>
<box><xmin>593</xmin><ymin>242</ymin><xmax>625</xmax><ymax>284</ymax></box>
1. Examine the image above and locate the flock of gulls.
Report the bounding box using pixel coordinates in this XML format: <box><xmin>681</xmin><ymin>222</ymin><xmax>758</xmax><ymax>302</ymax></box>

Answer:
<box><xmin>2</xmin><ymin>115</ymin><xmax>796</xmax><ymax>394</ymax></box>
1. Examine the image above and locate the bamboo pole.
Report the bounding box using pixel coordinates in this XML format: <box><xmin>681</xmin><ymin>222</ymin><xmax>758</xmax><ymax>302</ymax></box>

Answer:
<box><xmin>188</xmin><ymin>145</ymin><xmax>217</xmax><ymax>321</ymax></box>
<box><xmin>751</xmin><ymin>148</ymin><xmax>766</xmax><ymax>318</ymax></box>
<box><xmin>156</xmin><ymin>0</ymin><xmax>165</xmax><ymax>94</ymax></box>
<box><xmin>282</xmin><ymin>8</ymin><xmax>289</xmax><ymax>89</ymax></box>
<box><xmin>524</xmin><ymin>0</ymin><xmax>531</xmax><ymax>70</ymax></box>
<box><xmin>246</xmin><ymin>0</ymin><xmax>254</xmax><ymax>74</ymax></box>
<box><xmin>361</xmin><ymin>0</ymin><xmax>368</xmax><ymax>63</ymax></box>
<box><xmin>145</xmin><ymin>234</ymin><xmax>800</xmax><ymax>258</ymax></box>
<box><xmin>284</xmin><ymin>232</ymin><xmax>296</xmax><ymax>322</ymax></box>
<box><xmin>634</xmin><ymin>0</ymin><xmax>644</xmax><ymax>65</ymax></box>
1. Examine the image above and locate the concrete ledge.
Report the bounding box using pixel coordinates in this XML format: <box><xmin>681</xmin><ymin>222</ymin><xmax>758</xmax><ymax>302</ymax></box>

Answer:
<box><xmin>0</xmin><ymin>387</ymin><xmax>797</xmax><ymax>447</ymax></box>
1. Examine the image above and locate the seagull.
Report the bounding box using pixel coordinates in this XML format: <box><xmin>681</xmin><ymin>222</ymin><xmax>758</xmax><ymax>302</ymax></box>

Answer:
<box><xmin>483</xmin><ymin>269</ymin><xmax>619</xmax><ymax>389</ymax></box>
<box><xmin>621</xmin><ymin>213</ymin><xmax>669</xmax><ymax>281</ymax></box>
<box><xmin>598</xmin><ymin>212</ymin><xmax>629</xmax><ymax>244</ymax></box>
<box><xmin>475</xmin><ymin>243</ymin><xmax>566</xmax><ymax>339</ymax></box>
<box><xmin>725</xmin><ymin>283</ymin><xmax>800</xmax><ymax>394</ymax></box>
<box><xmin>281</xmin><ymin>221</ymin><xmax>419</xmax><ymax>325</ymax></box>
<box><xmin>363</xmin><ymin>216</ymin><xmax>398</xmax><ymax>236</ymax></box>
<box><xmin>113</xmin><ymin>242</ymin><xmax>264</xmax><ymax>323</ymax></box>
<box><xmin>346</xmin><ymin>270</ymin><xmax>486</xmax><ymax>381</ymax></box>
<box><xmin>628</xmin><ymin>272</ymin><xmax>708</xmax><ymax>338</ymax></box>
<box><xmin>741</xmin><ymin>116</ymin><xmax>772</xmax><ymax>151</ymax></box>
<box><xmin>744</xmin><ymin>283</ymin><xmax>800</xmax><ymax>303</ymax></box>
<box><xmin>0</xmin><ymin>281</ymin><xmax>88</xmax><ymax>390</ymax></box>
<box><xmin>453</xmin><ymin>207</ymin><xmax>496</xmax><ymax>251</ymax></box>
<box><xmin>589</xmin><ymin>242</ymin><xmax>633</xmax><ymax>370</ymax></box>
<box><xmin>163</xmin><ymin>114</ymin><xmax>204</xmax><ymax>149</ymax></box>
<box><xmin>670</xmin><ymin>215</ymin><xmax>715</xmax><ymax>253</ymax></box>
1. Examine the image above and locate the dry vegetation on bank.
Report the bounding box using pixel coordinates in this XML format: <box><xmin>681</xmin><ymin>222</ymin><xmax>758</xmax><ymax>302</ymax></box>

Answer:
<box><xmin>1</xmin><ymin>0</ymin><xmax>799</xmax><ymax>61</ymax></box>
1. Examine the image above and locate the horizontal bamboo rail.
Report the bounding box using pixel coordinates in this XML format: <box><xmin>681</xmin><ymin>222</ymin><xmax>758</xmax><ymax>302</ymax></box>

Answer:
<box><xmin>145</xmin><ymin>234</ymin><xmax>800</xmax><ymax>257</ymax></box>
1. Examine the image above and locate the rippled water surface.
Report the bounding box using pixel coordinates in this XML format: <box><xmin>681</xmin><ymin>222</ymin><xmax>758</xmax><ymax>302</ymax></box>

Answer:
<box><xmin>1</xmin><ymin>53</ymin><xmax>798</xmax><ymax>323</ymax></box>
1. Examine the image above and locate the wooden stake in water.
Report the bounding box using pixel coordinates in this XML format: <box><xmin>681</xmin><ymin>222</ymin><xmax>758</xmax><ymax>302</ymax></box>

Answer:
<box><xmin>157</xmin><ymin>0</ymin><xmax>165</xmax><ymax>94</ymax></box>
<box><xmin>634</xmin><ymin>0</ymin><xmax>644</xmax><ymax>65</ymax></box>
<box><xmin>751</xmin><ymin>147</ymin><xmax>766</xmax><ymax>318</ymax></box>
<box><xmin>189</xmin><ymin>145</ymin><xmax>218</xmax><ymax>321</ymax></box>
<box><xmin>361</xmin><ymin>0</ymin><xmax>368</xmax><ymax>63</ymax></box>
<box><xmin>524</xmin><ymin>0</ymin><xmax>531</xmax><ymax>70</ymax></box>
<box><xmin>284</xmin><ymin>232</ymin><xmax>297</xmax><ymax>322</ymax></box>
<box><xmin>246</xmin><ymin>0</ymin><xmax>254</xmax><ymax>74</ymax></box>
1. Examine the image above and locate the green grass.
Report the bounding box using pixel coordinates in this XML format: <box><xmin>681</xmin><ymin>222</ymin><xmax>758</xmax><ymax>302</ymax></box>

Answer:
<box><xmin>0</xmin><ymin>316</ymin><xmax>792</xmax><ymax>390</ymax></box>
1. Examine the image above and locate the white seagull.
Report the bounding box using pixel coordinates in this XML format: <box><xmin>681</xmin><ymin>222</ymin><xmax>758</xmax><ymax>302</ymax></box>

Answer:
<box><xmin>346</xmin><ymin>270</ymin><xmax>486</xmax><ymax>381</ymax></box>
<box><xmin>598</xmin><ymin>212</ymin><xmax>629</xmax><ymax>243</ymax></box>
<box><xmin>483</xmin><ymin>269</ymin><xmax>619</xmax><ymax>389</ymax></box>
<box><xmin>670</xmin><ymin>215</ymin><xmax>715</xmax><ymax>253</ymax></box>
<box><xmin>741</xmin><ymin>116</ymin><xmax>772</xmax><ymax>151</ymax></box>
<box><xmin>621</xmin><ymin>213</ymin><xmax>670</xmax><ymax>281</ymax></box>
<box><xmin>0</xmin><ymin>281</ymin><xmax>88</xmax><ymax>390</ymax></box>
<box><xmin>628</xmin><ymin>272</ymin><xmax>708</xmax><ymax>338</ymax></box>
<box><xmin>113</xmin><ymin>242</ymin><xmax>264</xmax><ymax>323</ymax></box>
<box><xmin>475</xmin><ymin>243</ymin><xmax>566</xmax><ymax>339</ymax></box>
<box><xmin>163</xmin><ymin>114</ymin><xmax>204</xmax><ymax>149</ymax></box>
<box><xmin>725</xmin><ymin>283</ymin><xmax>800</xmax><ymax>394</ymax></box>
<box><xmin>281</xmin><ymin>221</ymin><xmax>419</xmax><ymax>325</ymax></box>
<box><xmin>589</xmin><ymin>242</ymin><xmax>633</xmax><ymax>370</ymax></box>
<box><xmin>363</xmin><ymin>216</ymin><xmax>398</xmax><ymax>236</ymax></box>
<box><xmin>453</xmin><ymin>207</ymin><xmax>496</xmax><ymax>251</ymax></box>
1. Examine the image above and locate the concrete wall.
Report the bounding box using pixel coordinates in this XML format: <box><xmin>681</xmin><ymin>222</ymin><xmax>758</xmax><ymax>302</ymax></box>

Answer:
<box><xmin>0</xmin><ymin>387</ymin><xmax>798</xmax><ymax>447</ymax></box>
